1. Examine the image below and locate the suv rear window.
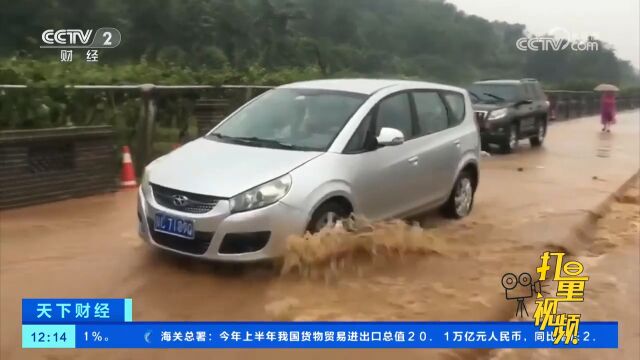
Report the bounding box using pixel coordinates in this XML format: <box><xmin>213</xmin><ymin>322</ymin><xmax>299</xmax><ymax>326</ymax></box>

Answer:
<box><xmin>523</xmin><ymin>83</ymin><xmax>537</xmax><ymax>100</ymax></box>
<box><xmin>533</xmin><ymin>83</ymin><xmax>546</xmax><ymax>100</ymax></box>
<box><xmin>522</xmin><ymin>82</ymin><xmax>546</xmax><ymax>100</ymax></box>
<box><xmin>468</xmin><ymin>84</ymin><xmax>519</xmax><ymax>102</ymax></box>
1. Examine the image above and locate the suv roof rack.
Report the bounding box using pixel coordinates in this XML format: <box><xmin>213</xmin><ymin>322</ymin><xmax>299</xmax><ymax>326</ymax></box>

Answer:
<box><xmin>520</xmin><ymin>78</ymin><xmax>539</xmax><ymax>82</ymax></box>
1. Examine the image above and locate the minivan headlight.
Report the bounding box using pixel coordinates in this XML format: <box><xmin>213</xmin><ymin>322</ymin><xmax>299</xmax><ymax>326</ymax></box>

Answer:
<box><xmin>230</xmin><ymin>174</ymin><xmax>292</xmax><ymax>213</ymax></box>
<box><xmin>487</xmin><ymin>108</ymin><xmax>508</xmax><ymax>120</ymax></box>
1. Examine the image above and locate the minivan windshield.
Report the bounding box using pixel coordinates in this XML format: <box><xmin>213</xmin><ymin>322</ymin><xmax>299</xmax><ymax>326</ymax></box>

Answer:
<box><xmin>208</xmin><ymin>88</ymin><xmax>367</xmax><ymax>151</ymax></box>
<box><xmin>468</xmin><ymin>84</ymin><xmax>520</xmax><ymax>103</ymax></box>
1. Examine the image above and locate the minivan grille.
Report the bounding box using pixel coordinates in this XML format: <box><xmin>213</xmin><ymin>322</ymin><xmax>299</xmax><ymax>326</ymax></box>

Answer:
<box><xmin>151</xmin><ymin>184</ymin><xmax>222</xmax><ymax>214</ymax></box>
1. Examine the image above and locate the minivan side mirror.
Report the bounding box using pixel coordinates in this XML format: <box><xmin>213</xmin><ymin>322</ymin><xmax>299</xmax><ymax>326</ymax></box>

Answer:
<box><xmin>376</xmin><ymin>127</ymin><xmax>405</xmax><ymax>146</ymax></box>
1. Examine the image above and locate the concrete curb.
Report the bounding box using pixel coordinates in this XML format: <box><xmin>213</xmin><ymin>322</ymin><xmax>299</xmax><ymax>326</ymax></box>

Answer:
<box><xmin>567</xmin><ymin>171</ymin><xmax>640</xmax><ymax>255</ymax></box>
<box><xmin>478</xmin><ymin>172</ymin><xmax>639</xmax><ymax>360</ymax></box>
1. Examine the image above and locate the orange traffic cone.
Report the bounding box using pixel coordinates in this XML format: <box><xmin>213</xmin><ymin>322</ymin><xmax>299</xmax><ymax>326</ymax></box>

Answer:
<box><xmin>120</xmin><ymin>146</ymin><xmax>137</xmax><ymax>189</ymax></box>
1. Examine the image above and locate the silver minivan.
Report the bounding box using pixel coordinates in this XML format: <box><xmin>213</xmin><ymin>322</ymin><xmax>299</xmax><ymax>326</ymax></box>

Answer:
<box><xmin>138</xmin><ymin>79</ymin><xmax>480</xmax><ymax>261</ymax></box>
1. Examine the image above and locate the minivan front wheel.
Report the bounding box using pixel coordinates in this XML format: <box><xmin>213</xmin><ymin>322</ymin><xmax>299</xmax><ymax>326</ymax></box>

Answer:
<box><xmin>442</xmin><ymin>171</ymin><xmax>475</xmax><ymax>219</ymax></box>
<box><xmin>307</xmin><ymin>202</ymin><xmax>350</xmax><ymax>233</ymax></box>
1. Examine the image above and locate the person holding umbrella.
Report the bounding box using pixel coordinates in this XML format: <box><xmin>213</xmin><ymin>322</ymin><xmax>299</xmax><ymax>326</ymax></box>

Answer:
<box><xmin>594</xmin><ymin>84</ymin><xmax>619</xmax><ymax>132</ymax></box>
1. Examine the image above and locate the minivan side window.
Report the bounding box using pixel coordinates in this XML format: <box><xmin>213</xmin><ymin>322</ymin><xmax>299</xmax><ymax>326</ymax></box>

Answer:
<box><xmin>442</xmin><ymin>92</ymin><xmax>466</xmax><ymax>127</ymax></box>
<box><xmin>376</xmin><ymin>93</ymin><xmax>413</xmax><ymax>139</ymax></box>
<box><xmin>413</xmin><ymin>91</ymin><xmax>449</xmax><ymax>136</ymax></box>
<box><xmin>344</xmin><ymin>112</ymin><xmax>375</xmax><ymax>154</ymax></box>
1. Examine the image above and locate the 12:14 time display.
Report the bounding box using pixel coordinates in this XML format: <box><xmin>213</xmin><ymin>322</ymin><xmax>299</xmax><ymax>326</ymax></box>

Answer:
<box><xmin>31</xmin><ymin>331</ymin><xmax>67</xmax><ymax>342</ymax></box>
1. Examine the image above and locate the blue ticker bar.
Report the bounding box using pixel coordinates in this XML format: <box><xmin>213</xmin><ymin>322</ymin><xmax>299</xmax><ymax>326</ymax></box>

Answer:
<box><xmin>66</xmin><ymin>322</ymin><xmax>617</xmax><ymax>348</ymax></box>
<box><xmin>20</xmin><ymin>299</ymin><xmax>618</xmax><ymax>349</ymax></box>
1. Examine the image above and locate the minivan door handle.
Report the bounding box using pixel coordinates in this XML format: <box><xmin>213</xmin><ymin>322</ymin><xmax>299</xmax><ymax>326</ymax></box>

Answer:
<box><xmin>453</xmin><ymin>139</ymin><xmax>461</xmax><ymax>147</ymax></box>
<box><xmin>407</xmin><ymin>156</ymin><xmax>419</xmax><ymax>165</ymax></box>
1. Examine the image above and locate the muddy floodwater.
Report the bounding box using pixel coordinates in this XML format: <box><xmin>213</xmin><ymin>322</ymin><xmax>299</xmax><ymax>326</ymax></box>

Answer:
<box><xmin>1</xmin><ymin>112</ymin><xmax>639</xmax><ymax>360</ymax></box>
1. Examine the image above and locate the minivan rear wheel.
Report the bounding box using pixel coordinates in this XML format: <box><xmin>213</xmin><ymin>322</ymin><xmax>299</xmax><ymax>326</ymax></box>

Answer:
<box><xmin>307</xmin><ymin>202</ymin><xmax>350</xmax><ymax>233</ymax></box>
<box><xmin>442</xmin><ymin>171</ymin><xmax>475</xmax><ymax>219</ymax></box>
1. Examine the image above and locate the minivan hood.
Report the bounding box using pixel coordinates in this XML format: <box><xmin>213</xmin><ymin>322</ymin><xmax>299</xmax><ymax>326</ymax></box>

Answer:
<box><xmin>147</xmin><ymin>138</ymin><xmax>323</xmax><ymax>197</ymax></box>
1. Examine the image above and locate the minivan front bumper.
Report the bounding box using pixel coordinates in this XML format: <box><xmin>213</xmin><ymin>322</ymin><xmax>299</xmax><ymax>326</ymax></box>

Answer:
<box><xmin>137</xmin><ymin>187</ymin><xmax>308</xmax><ymax>262</ymax></box>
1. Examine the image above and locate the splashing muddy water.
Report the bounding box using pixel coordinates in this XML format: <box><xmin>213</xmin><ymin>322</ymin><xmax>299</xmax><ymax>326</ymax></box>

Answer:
<box><xmin>264</xmin><ymin>211</ymin><xmax>554</xmax><ymax>323</ymax></box>
<box><xmin>280</xmin><ymin>217</ymin><xmax>454</xmax><ymax>277</ymax></box>
<box><xmin>268</xmin><ymin>177</ymin><xmax>639</xmax><ymax>328</ymax></box>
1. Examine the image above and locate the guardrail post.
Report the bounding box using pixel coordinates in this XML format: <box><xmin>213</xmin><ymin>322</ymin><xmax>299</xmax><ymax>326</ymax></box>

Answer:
<box><xmin>139</xmin><ymin>84</ymin><xmax>156</xmax><ymax>174</ymax></box>
<box><xmin>547</xmin><ymin>93</ymin><xmax>556</xmax><ymax>121</ymax></box>
<box><xmin>244</xmin><ymin>87</ymin><xmax>253</xmax><ymax>103</ymax></box>
<box><xmin>576</xmin><ymin>94</ymin><xmax>587</xmax><ymax>117</ymax></box>
<box><xmin>559</xmin><ymin>95</ymin><xmax>569</xmax><ymax>120</ymax></box>
<box><xmin>589</xmin><ymin>94</ymin><xmax>598</xmax><ymax>115</ymax></box>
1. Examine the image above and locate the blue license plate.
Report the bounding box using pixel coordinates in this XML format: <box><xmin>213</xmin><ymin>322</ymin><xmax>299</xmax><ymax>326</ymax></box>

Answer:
<box><xmin>154</xmin><ymin>213</ymin><xmax>195</xmax><ymax>240</ymax></box>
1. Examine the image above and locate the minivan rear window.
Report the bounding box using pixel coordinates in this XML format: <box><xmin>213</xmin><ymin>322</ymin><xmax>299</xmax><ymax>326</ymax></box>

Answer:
<box><xmin>413</xmin><ymin>92</ymin><xmax>449</xmax><ymax>135</ymax></box>
<box><xmin>443</xmin><ymin>92</ymin><xmax>466</xmax><ymax>126</ymax></box>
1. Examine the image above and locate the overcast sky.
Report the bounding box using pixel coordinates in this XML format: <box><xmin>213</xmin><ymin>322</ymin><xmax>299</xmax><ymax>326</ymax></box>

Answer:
<box><xmin>446</xmin><ymin>0</ymin><xmax>640</xmax><ymax>69</ymax></box>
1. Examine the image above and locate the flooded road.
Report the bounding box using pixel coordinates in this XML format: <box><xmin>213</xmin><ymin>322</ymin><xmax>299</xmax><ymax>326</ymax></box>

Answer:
<box><xmin>488</xmin><ymin>176</ymin><xmax>640</xmax><ymax>360</ymax></box>
<box><xmin>1</xmin><ymin>111</ymin><xmax>639</xmax><ymax>360</ymax></box>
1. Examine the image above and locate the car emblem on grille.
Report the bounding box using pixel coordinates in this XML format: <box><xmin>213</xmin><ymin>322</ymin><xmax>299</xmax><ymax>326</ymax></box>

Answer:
<box><xmin>172</xmin><ymin>195</ymin><xmax>189</xmax><ymax>207</ymax></box>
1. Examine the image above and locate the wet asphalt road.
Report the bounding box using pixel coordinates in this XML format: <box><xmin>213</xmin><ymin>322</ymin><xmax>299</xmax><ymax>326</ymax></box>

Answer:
<box><xmin>1</xmin><ymin>111</ymin><xmax>638</xmax><ymax>360</ymax></box>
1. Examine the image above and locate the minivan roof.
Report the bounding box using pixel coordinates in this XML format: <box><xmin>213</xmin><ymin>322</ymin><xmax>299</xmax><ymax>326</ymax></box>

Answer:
<box><xmin>281</xmin><ymin>78</ymin><xmax>463</xmax><ymax>95</ymax></box>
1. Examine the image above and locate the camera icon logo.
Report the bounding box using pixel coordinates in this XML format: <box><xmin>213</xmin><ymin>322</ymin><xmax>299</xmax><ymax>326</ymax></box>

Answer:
<box><xmin>501</xmin><ymin>272</ymin><xmax>543</xmax><ymax>317</ymax></box>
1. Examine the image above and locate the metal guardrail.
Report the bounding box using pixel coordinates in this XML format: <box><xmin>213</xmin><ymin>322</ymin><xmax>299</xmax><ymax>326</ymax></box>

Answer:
<box><xmin>1</xmin><ymin>83</ymin><xmax>635</xmax><ymax>210</ymax></box>
<box><xmin>0</xmin><ymin>84</ymin><xmax>275</xmax><ymax>174</ymax></box>
<box><xmin>1</xmin><ymin>84</ymin><xmax>638</xmax><ymax>172</ymax></box>
<box><xmin>0</xmin><ymin>125</ymin><xmax>119</xmax><ymax>209</ymax></box>
<box><xmin>544</xmin><ymin>91</ymin><xmax>640</xmax><ymax>121</ymax></box>
<box><xmin>0</xmin><ymin>84</ymin><xmax>274</xmax><ymax>90</ymax></box>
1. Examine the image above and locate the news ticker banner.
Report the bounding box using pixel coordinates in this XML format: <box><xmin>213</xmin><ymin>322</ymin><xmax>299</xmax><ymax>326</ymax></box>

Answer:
<box><xmin>23</xmin><ymin>322</ymin><xmax>618</xmax><ymax>349</ymax></box>
<box><xmin>22</xmin><ymin>299</ymin><xmax>618</xmax><ymax>349</ymax></box>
